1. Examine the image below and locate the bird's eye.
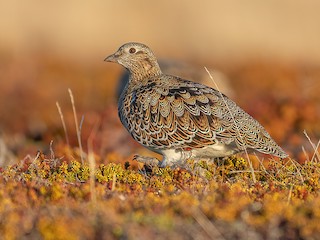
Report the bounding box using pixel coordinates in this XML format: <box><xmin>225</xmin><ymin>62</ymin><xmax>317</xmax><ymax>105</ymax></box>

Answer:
<box><xmin>129</xmin><ymin>48</ymin><xmax>136</xmax><ymax>54</ymax></box>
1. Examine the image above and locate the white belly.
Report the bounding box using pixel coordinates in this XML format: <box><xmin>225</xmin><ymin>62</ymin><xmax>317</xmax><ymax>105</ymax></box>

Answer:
<box><xmin>155</xmin><ymin>142</ymin><xmax>241</xmax><ymax>167</ymax></box>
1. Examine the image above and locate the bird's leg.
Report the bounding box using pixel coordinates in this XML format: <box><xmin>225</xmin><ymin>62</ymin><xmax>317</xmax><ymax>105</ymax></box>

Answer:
<box><xmin>215</xmin><ymin>156</ymin><xmax>229</xmax><ymax>166</ymax></box>
<box><xmin>133</xmin><ymin>154</ymin><xmax>160</xmax><ymax>168</ymax></box>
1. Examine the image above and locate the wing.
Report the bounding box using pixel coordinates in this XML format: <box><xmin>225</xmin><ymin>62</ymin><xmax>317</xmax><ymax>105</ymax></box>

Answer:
<box><xmin>119</xmin><ymin>76</ymin><xmax>286</xmax><ymax>157</ymax></box>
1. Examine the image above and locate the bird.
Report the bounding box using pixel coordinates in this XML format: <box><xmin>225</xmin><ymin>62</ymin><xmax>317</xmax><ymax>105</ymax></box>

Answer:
<box><xmin>105</xmin><ymin>42</ymin><xmax>288</xmax><ymax>168</ymax></box>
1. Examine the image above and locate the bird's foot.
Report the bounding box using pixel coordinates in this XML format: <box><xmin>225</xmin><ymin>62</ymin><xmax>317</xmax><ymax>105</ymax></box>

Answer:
<box><xmin>133</xmin><ymin>155</ymin><xmax>160</xmax><ymax>168</ymax></box>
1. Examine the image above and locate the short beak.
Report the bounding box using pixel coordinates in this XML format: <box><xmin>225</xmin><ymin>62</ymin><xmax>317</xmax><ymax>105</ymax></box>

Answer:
<box><xmin>104</xmin><ymin>51</ymin><xmax>120</xmax><ymax>62</ymax></box>
<box><xmin>104</xmin><ymin>54</ymin><xmax>115</xmax><ymax>62</ymax></box>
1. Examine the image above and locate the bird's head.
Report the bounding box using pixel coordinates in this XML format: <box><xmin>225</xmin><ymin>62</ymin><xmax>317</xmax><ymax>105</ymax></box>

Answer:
<box><xmin>105</xmin><ymin>42</ymin><xmax>162</xmax><ymax>81</ymax></box>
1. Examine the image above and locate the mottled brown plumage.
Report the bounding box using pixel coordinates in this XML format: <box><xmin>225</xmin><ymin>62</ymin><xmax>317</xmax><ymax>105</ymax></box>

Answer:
<box><xmin>116</xmin><ymin>59</ymin><xmax>235</xmax><ymax>100</ymax></box>
<box><xmin>105</xmin><ymin>42</ymin><xmax>288</xmax><ymax>167</ymax></box>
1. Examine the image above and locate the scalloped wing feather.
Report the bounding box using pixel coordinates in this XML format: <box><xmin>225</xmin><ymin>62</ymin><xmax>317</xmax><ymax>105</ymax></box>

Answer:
<box><xmin>118</xmin><ymin>76</ymin><xmax>288</xmax><ymax>158</ymax></box>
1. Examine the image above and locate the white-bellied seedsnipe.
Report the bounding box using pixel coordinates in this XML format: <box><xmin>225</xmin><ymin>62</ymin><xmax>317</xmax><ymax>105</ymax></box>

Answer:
<box><xmin>105</xmin><ymin>42</ymin><xmax>288</xmax><ymax>167</ymax></box>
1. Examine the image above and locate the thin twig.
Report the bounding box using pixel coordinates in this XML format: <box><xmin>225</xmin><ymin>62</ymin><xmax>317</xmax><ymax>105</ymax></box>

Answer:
<box><xmin>205</xmin><ymin>67</ymin><xmax>256</xmax><ymax>183</ymax></box>
<box><xmin>68</xmin><ymin>88</ymin><xmax>84</xmax><ymax>164</ymax></box>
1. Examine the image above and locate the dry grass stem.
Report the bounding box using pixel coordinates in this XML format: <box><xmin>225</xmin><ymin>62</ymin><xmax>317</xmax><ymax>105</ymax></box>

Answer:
<box><xmin>288</xmin><ymin>157</ymin><xmax>304</xmax><ymax>183</ymax></box>
<box><xmin>287</xmin><ymin>185</ymin><xmax>294</xmax><ymax>205</ymax></box>
<box><xmin>87</xmin><ymin>118</ymin><xmax>100</xmax><ymax>206</ymax></box>
<box><xmin>112</xmin><ymin>173</ymin><xmax>116</xmax><ymax>191</ymax></box>
<box><xmin>311</xmin><ymin>140</ymin><xmax>320</xmax><ymax>162</ymax></box>
<box><xmin>255</xmin><ymin>155</ymin><xmax>282</xmax><ymax>184</ymax></box>
<box><xmin>80</xmin><ymin>115</ymin><xmax>85</xmax><ymax>132</ymax></box>
<box><xmin>68</xmin><ymin>88</ymin><xmax>84</xmax><ymax>164</ymax></box>
<box><xmin>56</xmin><ymin>101</ymin><xmax>70</xmax><ymax>147</ymax></box>
<box><xmin>193</xmin><ymin>209</ymin><xmax>225</xmax><ymax>240</ymax></box>
<box><xmin>87</xmin><ymin>141</ymin><xmax>97</xmax><ymax>205</ymax></box>
<box><xmin>302</xmin><ymin>146</ymin><xmax>310</xmax><ymax>162</ymax></box>
<box><xmin>303</xmin><ymin>130</ymin><xmax>320</xmax><ymax>162</ymax></box>
<box><xmin>204</xmin><ymin>67</ymin><xmax>256</xmax><ymax>183</ymax></box>
<box><xmin>49</xmin><ymin>140</ymin><xmax>55</xmax><ymax>160</ymax></box>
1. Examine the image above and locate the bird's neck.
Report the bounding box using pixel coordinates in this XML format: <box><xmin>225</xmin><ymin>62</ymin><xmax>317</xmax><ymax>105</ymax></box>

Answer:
<box><xmin>128</xmin><ymin>61</ymin><xmax>162</xmax><ymax>85</ymax></box>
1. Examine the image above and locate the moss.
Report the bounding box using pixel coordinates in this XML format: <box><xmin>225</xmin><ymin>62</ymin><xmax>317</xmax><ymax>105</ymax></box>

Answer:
<box><xmin>1</xmin><ymin>151</ymin><xmax>320</xmax><ymax>239</ymax></box>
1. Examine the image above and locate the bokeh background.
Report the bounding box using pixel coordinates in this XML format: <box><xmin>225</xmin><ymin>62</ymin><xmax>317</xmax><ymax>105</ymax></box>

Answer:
<box><xmin>1</xmin><ymin>1</ymin><xmax>320</xmax><ymax>166</ymax></box>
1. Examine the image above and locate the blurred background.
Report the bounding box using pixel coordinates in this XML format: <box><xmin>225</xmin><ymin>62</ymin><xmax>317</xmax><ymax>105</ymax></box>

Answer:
<box><xmin>0</xmin><ymin>1</ymin><xmax>319</xmax><ymax>166</ymax></box>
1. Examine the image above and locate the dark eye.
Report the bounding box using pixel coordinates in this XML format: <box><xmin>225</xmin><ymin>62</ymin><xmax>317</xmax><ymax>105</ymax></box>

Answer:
<box><xmin>129</xmin><ymin>48</ymin><xmax>136</xmax><ymax>54</ymax></box>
